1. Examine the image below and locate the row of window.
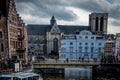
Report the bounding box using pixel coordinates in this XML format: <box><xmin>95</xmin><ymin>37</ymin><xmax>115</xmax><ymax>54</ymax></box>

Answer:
<box><xmin>60</xmin><ymin>54</ymin><xmax>99</xmax><ymax>59</ymax></box>
<box><xmin>79</xmin><ymin>36</ymin><xmax>95</xmax><ymax>39</ymax></box>
<box><xmin>61</xmin><ymin>47</ymin><xmax>103</xmax><ymax>53</ymax></box>
<box><xmin>68</xmin><ymin>42</ymin><xmax>102</xmax><ymax>45</ymax></box>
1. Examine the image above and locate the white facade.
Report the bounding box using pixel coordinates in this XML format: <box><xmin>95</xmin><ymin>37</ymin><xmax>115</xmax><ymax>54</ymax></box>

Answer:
<box><xmin>115</xmin><ymin>33</ymin><xmax>120</xmax><ymax>56</ymax></box>
<box><xmin>46</xmin><ymin>22</ymin><xmax>63</xmax><ymax>54</ymax></box>
<box><xmin>59</xmin><ymin>30</ymin><xmax>105</xmax><ymax>61</ymax></box>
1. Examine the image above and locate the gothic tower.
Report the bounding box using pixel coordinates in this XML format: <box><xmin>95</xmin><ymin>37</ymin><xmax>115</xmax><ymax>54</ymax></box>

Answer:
<box><xmin>47</xmin><ymin>16</ymin><xmax>61</xmax><ymax>55</ymax></box>
<box><xmin>89</xmin><ymin>13</ymin><xmax>108</xmax><ymax>35</ymax></box>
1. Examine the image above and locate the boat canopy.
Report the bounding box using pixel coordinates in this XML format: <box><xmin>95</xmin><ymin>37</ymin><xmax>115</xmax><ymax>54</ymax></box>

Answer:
<box><xmin>15</xmin><ymin>73</ymin><xmax>39</xmax><ymax>79</ymax></box>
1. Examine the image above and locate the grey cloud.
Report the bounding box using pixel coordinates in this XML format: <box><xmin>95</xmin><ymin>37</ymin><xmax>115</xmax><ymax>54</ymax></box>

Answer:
<box><xmin>109</xmin><ymin>4</ymin><xmax>120</xmax><ymax>20</ymax></box>
<box><xmin>111</xmin><ymin>20</ymin><xmax>120</xmax><ymax>27</ymax></box>
<box><xmin>15</xmin><ymin>0</ymin><xmax>77</xmax><ymax>21</ymax></box>
<box><xmin>15</xmin><ymin>0</ymin><xmax>120</xmax><ymax>27</ymax></box>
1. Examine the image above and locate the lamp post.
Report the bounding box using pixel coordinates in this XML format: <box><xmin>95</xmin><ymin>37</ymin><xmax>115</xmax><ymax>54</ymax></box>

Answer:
<box><xmin>94</xmin><ymin>49</ymin><xmax>98</xmax><ymax>62</ymax></box>
<box><xmin>76</xmin><ymin>35</ymin><xmax>77</xmax><ymax>61</ymax></box>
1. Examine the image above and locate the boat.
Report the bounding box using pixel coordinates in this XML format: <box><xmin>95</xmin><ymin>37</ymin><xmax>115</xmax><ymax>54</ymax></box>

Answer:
<box><xmin>0</xmin><ymin>72</ymin><xmax>43</xmax><ymax>80</ymax></box>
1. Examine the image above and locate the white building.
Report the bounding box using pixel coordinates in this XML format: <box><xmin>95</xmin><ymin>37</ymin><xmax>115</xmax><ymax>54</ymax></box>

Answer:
<box><xmin>59</xmin><ymin>30</ymin><xmax>105</xmax><ymax>61</ymax></box>
<box><xmin>115</xmin><ymin>33</ymin><xmax>120</xmax><ymax>57</ymax></box>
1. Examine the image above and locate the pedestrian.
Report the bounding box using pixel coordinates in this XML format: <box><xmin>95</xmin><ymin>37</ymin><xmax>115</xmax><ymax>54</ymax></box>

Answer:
<box><xmin>66</xmin><ymin>58</ymin><xmax>68</xmax><ymax>63</ymax></box>
<box><xmin>79</xmin><ymin>57</ymin><xmax>81</xmax><ymax>62</ymax></box>
<box><xmin>56</xmin><ymin>58</ymin><xmax>57</xmax><ymax>63</ymax></box>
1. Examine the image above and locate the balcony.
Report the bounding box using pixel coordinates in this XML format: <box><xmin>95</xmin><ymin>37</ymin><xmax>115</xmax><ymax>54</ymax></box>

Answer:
<box><xmin>18</xmin><ymin>35</ymin><xmax>24</xmax><ymax>41</ymax></box>
<box><xmin>16</xmin><ymin>47</ymin><xmax>26</xmax><ymax>53</ymax></box>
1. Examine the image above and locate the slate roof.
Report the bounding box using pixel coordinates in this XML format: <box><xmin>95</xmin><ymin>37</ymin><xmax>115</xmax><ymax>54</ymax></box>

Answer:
<box><xmin>27</xmin><ymin>24</ymin><xmax>90</xmax><ymax>35</ymax></box>
<box><xmin>104</xmin><ymin>34</ymin><xmax>115</xmax><ymax>40</ymax></box>
<box><xmin>58</xmin><ymin>25</ymin><xmax>90</xmax><ymax>34</ymax></box>
<box><xmin>27</xmin><ymin>25</ymin><xmax>50</xmax><ymax>35</ymax></box>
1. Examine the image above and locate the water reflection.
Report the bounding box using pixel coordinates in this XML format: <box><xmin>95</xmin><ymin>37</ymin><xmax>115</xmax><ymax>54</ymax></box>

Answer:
<box><xmin>42</xmin><ymin>66</ymin><xmax>92</xmax><ymax>80</ymax></box>
<box><xmin>65</xmin><ymin>67</ymin><xmax>92</xmax><ymax>80</ymax></box>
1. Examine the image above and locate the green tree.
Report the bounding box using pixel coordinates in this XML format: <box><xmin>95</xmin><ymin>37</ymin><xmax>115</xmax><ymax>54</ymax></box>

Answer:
<box><xmin>99</xmin><ymin>52</ymin><xmax>105</xmax><ymax>59</ymax></box>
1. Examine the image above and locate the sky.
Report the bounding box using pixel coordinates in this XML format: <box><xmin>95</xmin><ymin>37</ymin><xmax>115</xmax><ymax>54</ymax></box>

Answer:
<box><xmin>15</xmin><ymin>0</ymin><xmax>120</xmax><ymax>34</ymax></box>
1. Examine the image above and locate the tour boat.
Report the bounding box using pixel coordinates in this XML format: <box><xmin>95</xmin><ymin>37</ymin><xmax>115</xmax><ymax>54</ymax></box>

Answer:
<box><xmin>0</xmin><ymin>72</ymin><xmax>43</xmax><ymax>80</ymax></box>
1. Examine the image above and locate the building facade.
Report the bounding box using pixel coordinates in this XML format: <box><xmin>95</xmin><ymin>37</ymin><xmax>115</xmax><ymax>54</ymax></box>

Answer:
<box><xmin>115</xmin><ymin>33</ymin><xmax>120</xmax><ymax>60</ymax></box>
<box><xmin>0</xmin><ymin>0</ymin><xmax>9</xmax><ymax>60</ymax></box>
<box><xmin>0</xmin><ymin>0</ymin><xmax>28</xmax><ymax>63</ymax></box>
<box><xmin>104</xmin><ymin>34</ymin><xmax>115</xmax><ymax>56</ymax></box>
<box><xmin>59</xmin><ymin>30</ymin><xmax>105</xmax><ymax>61</ymax></box>
<box><xmin>28</xmin><ymin>13</ymin><xmax>108</xmax><ymax>58</ymax></box>
<box><xmin>28</xmin><ymin>34</ymin><xmax>45</xmax><ymax>62</ymax></box>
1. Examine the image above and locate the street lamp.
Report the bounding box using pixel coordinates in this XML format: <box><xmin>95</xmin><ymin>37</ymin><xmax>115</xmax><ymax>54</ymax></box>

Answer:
<box><xmin>75</xmin><ymin>35</ymin><xmax>77</xmax><ymax>61</ymax></box>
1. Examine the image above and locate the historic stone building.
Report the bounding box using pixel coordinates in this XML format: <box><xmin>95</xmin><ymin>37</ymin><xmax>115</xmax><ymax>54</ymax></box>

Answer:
<box><xmin>104</xmin><ymin>34</ymin><xmax>115</xmax><ymax>56</ymax></box>
<box><xmin>0</xmin><ymin>0</ymin><xmax>28</xmax><ymax>63</ymax></box>
<box><xmin>89</xmin><ymin>13</ymin><xmax>108</xmax><ymax>35</ymax></box>
<box><xmin>28</xmin><ymin>13</ymin><xmax>108</xmax><ymax>57</ymax></box>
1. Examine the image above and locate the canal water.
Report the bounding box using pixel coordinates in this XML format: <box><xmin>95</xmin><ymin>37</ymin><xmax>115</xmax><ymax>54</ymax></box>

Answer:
<box><xmin>41</xmin><ymin>66</ymin><xmax>119</xmax><ymax>80</ymax></box>
<box><xmin>42</xmin><ymin>66</ymin><xmax>92</xmax><ymax>80</ymax></box>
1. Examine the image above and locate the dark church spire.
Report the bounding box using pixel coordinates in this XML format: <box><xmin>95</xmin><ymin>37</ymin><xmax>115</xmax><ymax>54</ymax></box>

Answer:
<box><xmin>50</xmin><ymin>16</ymin><xmax>56</xmax><ymax>27</ymax></box>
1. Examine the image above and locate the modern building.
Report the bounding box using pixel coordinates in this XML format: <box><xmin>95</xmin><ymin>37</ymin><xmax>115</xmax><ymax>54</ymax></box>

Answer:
<box><xmin>59</xmin><ymin>30</ymin><xmax>105</xmax><ymax>61</ymax></box>
<box><xmin>0</xmin><ymin>0</ymin><xmax>28</xmax><ymax>64</ymax></box>
<box><xmin>27</xmin><ymin>13</ymin><xmax>108</xmax><ymax>58</ymax></box>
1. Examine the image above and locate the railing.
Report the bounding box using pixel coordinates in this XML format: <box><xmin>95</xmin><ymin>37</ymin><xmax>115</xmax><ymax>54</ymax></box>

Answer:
<box><xmin>33</xmin><ymin>59</ymin><xmax>100</xmax><ymax>68</ymax></box>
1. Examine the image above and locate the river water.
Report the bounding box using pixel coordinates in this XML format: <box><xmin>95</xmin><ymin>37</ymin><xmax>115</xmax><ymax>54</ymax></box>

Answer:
<box><xmin>42</xmin><ymin>66</ymin><xmax>92</xmax><ymax>80</ymax></box>
<box><xmin>41</xmin><ymin>66</ymin><xmax>119</xmax><ymax>80</ymax></box>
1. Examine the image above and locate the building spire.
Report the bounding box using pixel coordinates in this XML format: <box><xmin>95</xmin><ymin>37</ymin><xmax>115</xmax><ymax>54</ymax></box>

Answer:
<box><xmin>51</xmin><ymin>15</ymin><xmax>55</xmax><ymax>20</ymax></box>
<box><xmin>50</xmin><ymin>15</ymin><xmax>56</xmax><ymax>27</ymax></box>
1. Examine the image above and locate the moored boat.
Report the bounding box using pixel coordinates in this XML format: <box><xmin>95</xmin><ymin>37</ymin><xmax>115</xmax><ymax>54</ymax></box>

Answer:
<box><xmin>0</xmin><ymin>72</ymin><xmax>43</xmax><ymax>80</ymax></box>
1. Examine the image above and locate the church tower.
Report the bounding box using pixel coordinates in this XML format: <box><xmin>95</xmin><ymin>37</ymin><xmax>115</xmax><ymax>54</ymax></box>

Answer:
<box><xmin>47</xmin><ymin>16</ymin><xmax>61</xmax><ymax>56</ymax></box>
<box><xmin>89</xmin><ymin>13</ymin><xmax>108</xmax><ymax>35</ymax></box>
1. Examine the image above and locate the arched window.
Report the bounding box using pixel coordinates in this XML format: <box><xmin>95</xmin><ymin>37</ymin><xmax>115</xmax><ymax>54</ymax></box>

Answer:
<box><xmin>0</xmin><ymin>31</ymin><xmax>3</xmax><ymax>38</ymax></box>
<box><xmin>95</xmin><ymin>17</ymin><xmax>99</xmax><ymax>31</ymax></box>
<box><xmin>53</xmin><ymin>38</ymin><xmax>58</xmax><ymax>53</ymax></box>
<box><xmin>1</xmin><ymin>43</ymin><xmax>4</xmax><ymax>52</ymax></box>
<box><xmin>100</xmin><ymin>17</ymin><xmax>104</xmax><ymax>31</ymax></box>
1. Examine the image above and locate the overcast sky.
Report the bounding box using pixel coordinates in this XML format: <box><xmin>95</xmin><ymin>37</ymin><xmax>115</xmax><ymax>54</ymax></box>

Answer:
<box><xmin>15</xmin><ymin>0</ymin><xmax>120</xmax><ymax>34</ymax></box>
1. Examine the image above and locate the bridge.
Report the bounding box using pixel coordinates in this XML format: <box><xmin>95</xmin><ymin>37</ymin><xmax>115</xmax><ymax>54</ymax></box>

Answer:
<box><xmin>33</xmin><ymin>59</ymin><xmax>99</xmax><ymax>69</ymax></box>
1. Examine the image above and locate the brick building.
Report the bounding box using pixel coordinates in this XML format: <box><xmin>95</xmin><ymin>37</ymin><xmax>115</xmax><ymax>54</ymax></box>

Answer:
<box><xmin>104</xmin><ymin>34</ymin><xmax>115</xmax><ymax>56</ymax></box>
<box><xmin>0</xmin><ymin>0</ymin><xmax>28</xmax><ymax>64</ymax></box>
